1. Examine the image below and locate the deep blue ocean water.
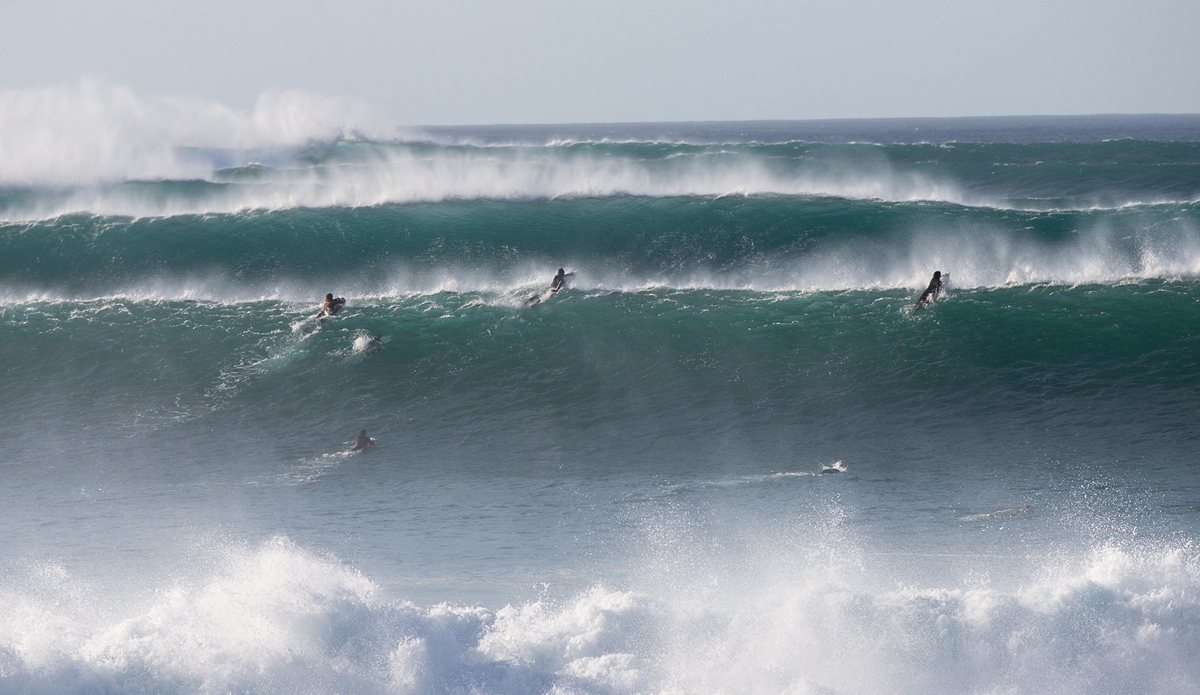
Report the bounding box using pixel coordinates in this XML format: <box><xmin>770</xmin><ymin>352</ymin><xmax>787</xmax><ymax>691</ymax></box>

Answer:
<box><xmin>2</xmin><ymin>114</ymin><xmax>1200</xmax><ymax>695</ymax></box>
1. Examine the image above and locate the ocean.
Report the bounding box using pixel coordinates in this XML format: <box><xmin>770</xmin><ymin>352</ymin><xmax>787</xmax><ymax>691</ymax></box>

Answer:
<box><xmin>2</xmin><ymin>112</ymin><xmax>1200</xmax><ymax>694</ymax></box>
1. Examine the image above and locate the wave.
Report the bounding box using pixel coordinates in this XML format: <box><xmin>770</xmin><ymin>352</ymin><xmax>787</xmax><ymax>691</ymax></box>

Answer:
<box><xmin>9</xmin><ymin>138</ymin><xmax>1200</xmax><ymax>221</ymax></box>
<box><xmin>0</xmin><ymin>141</ymin><xmax>975</xmax><ymax>221</ymax></box>
<box><xmin>3</xmin><ymin>260</ymin><xmax>1199</xmax><ymax>309</ymax></box>
<box><xmin>3</xmin><ymin>534</ymin><xmax>1197</xmax><ymax>695</ymax></box>
<box><xmin>4</xmin><ymin>85</ymin><xmax>1200</xmax><ymax>220</ymax></box>
<box><xmin>3</xmin><ymin>198</ymin><xmax>1199</xmax><ymax>304</ymax></box>
<box><xmin>4</xmin><ymin>274</ymin><xmax>1197</xmax><ymax>464</ymax></box>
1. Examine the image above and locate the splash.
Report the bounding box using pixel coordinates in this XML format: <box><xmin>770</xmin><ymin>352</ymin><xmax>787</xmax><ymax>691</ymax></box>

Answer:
<box><xmin>2</xmin><ymin>535</ymin><xmax>1198</xmax><ymax>695</ymax></box>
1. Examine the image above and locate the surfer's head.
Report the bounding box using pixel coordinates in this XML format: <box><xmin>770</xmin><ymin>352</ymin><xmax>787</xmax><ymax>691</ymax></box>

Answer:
<box><xmin>326</xmin><ymin>293</ymin><xmax>334</xmax><ymax>300</ymax></box>
<box><xmin>933</xmin><ymin>271</ymin><xmax>941</xmax><ymax>279</ymax></box>
<box><xmin>558</xmin><ymin>268</ymin><xmax>565</xmax><ymax>274</ymax></box>
<box><xmin>359</xmin><ymin>428</ymin><xmax>367</xmax><ymax>435</ymax></box>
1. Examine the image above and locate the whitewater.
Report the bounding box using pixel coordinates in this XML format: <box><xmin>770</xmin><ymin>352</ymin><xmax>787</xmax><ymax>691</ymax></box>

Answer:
<box><xmin>2</xmin><ymin>84</ymin><xmax>1200</xmax><ymax>695</ymax></box>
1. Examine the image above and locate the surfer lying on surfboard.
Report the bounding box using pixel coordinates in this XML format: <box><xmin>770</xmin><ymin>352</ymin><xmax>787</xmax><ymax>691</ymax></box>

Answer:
<box><xmin>319</xmin><ymin>293</ymin><xmax>345</xmax><ymax>318</ymax></box>
<box><xmin>912</xmin><ymin>271</ymin><xmax>945</xmax><ymax>313</ymax></box>
<box><xmin>550</xmin><ymin>268</ymin><xmax>568</xmax><ymax>292</ymax></box>
<box><xmin>527</xmin><ymin>268</ymin><xmax>575</xmax><ymax>305</ymax></box>
<box><xmin>351</xmin><ymin>428</ymin><xmax>374</xmax><ymax>452</ymax></box>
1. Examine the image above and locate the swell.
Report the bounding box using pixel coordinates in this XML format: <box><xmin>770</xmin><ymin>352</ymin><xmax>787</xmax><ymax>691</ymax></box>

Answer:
<box><xmin>3</xmin><ymin>138</ymin><xmax>1200</xmax><ymax>221</ymax></box>
<box><xmin>4</xmin><ymin>282</ymin><xmax>1199</xmax><ymax>473</ymax></box>
<box><xmin>3</xmin><ymin>196</ymin><xmax>1200</xmax><ymax>301</ymax></box>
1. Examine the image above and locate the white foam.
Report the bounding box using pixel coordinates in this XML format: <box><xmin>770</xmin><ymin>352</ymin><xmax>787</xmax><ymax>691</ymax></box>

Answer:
<box><xmin>350</xmin><ymin>332</ymin><xmax>385</xmax><ymax>355</ymax></box>
<box><xmin>2</xmin><ymin>535</ymin><xmax>1198</xmax><ymax>695</ymax></box>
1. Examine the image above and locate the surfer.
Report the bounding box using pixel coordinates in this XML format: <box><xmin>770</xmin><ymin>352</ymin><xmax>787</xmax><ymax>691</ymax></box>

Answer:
<box><xmin>550</xmin><ymin>268</ymin><xmax>568</xmax><ymax>293</ymax></box>
<box><xmin>319</xmin><ymin>293</ymin><xmax>345</xmax><ymax>317</ymax></box>
<box><xmin>527</xmin><ymin>268</ymin><xmax>572</xmax><ymax>305</ymax></box>
<box><xmin>351</xmin><ymin>428</ymin><xmax>374</xmax><ymax>452</ymax></box>
<box><xmin>912</xmin><ymin>271</ymin><xmax>943</xmax><ymax>312</ymax></box>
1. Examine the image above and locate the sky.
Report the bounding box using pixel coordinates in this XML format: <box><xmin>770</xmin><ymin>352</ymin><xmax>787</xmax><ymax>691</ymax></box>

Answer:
<box><xmin>2</xmin><ymin>0</ymin><xmax>1199</xmax><ymax>126</ymax></box>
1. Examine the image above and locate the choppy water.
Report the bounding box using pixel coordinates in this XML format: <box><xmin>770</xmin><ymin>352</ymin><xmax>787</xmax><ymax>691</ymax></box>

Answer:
<box><xmin>2</xmin><ymin>109</ymin><xmax>1200</xmax><ymax>695</ymax></box>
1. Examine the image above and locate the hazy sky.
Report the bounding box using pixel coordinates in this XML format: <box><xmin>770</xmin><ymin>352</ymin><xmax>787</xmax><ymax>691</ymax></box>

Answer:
<box><xmin>4</xmin><ymin>0</ymin><xmax>1198</xmax><ymax>126</ymax></box>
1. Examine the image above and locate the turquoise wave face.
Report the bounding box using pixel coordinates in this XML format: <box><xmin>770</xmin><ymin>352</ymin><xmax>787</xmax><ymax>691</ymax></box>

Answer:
<box><xmin>5</xmin><ymin>281</ymin><xmax>1199</xmax><ymax>473</ymax></box>
<box><xmin>4</xmin><ymin>123</ymin><xmax>1199</xmax><ymax>471</ymax></box>
<box><xmin>3</xmin><ymin>196</ymin><xmax>1200</xmax><ymax>301</ymax></box>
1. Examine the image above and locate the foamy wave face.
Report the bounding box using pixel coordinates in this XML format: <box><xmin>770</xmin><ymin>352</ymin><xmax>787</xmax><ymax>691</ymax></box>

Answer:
<box><xmin>0</xmin><ymin>79</ymin><xmax>390</xmax><ymax>188</ymax></box>
<box><xmin>2</xmin><ymin>537</ymin><xmax>1198</xmax><ymax>695</ymax></box>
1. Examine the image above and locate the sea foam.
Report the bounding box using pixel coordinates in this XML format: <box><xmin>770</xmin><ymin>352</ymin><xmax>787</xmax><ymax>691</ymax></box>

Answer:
<box><xmin>2</xmin><ymin>537</ymin><xmax>1198</xmax><ymax>695</ymax></box>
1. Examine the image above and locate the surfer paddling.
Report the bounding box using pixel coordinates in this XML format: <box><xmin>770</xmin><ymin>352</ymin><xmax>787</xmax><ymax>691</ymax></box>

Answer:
<box><xmin>319</xmin><ymin>293</ymin><xmax>345</xmax><ymax>318</ymax></box>
<box><xmin>912</xmin><ymin>271</ymin><xmax>944</xmax><ymax>313</ymax></box>
<box><xmin>351</xmin><ymin>428</ymin><xmax>374</xmax><ymax>452</ymax></box>
<box><xmin>526</xmin><ymin>268</ymin><xmax>574</xmax><ymax>305</ymax></box>
<box><xmin>550</xmin><ymin>268</ymin><xmax>568</xmax><ymax>292</ymax></box>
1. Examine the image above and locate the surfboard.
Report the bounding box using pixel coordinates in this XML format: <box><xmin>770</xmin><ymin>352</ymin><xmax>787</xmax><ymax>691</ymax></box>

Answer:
<box><xmin>318</xmin><ymin>298</ymin><xmax>345</xmax><ymax>318</ymax></box>
<box><xmin>312</xmin><ymin>298</ymin><xmax>346</xmax><ymax>324</ymax></box>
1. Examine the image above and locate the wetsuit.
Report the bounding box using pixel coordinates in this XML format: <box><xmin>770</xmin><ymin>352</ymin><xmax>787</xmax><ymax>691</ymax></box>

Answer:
<box><xmin>913</xmin><ymin>273</ymin><xmax>942</xmax><ymax>311</ymax></box>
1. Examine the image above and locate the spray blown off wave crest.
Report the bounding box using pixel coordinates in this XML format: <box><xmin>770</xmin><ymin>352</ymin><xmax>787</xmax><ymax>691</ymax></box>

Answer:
<box><xmin>0</xmin><ymin>79</ymin><xmax>390</xmax><ymax>188</ymax></box>
<box><xmin>3</xmin><ymin>90</ymin><xmax>1200</xmax><ymax>220</ymax></box>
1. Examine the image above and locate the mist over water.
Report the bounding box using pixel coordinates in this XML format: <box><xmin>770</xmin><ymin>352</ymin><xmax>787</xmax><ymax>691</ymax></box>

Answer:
<box><xmin>2</xmin><ymin>87</ymin><xmax>1200</xmax><ymax>694</ymax></box>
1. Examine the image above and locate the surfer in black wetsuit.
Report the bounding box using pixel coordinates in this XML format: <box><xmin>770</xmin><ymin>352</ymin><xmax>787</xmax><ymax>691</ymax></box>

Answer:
<box><xmin>528</xmin><ymin>268</ymin><xmax>569</xmax><ymax>305</ymax></box>
<box><xmin>912</xmin><ymin>271</ymin><xmax>943</xmax><ymax>312</ymax></box>
<box><xmin>351</xmin><ymin>428</ymin><xmax>374</xmax><ymax>452</ymax></box>
<box><xmin>319</xmin><ymin>293</ymin><xmax>345</xmax><ymax>317</ymax></box>
<box><xmin>550</xmin><ymin>268</ymin><xmax>567</xmax><ymax>293</ymax></box>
